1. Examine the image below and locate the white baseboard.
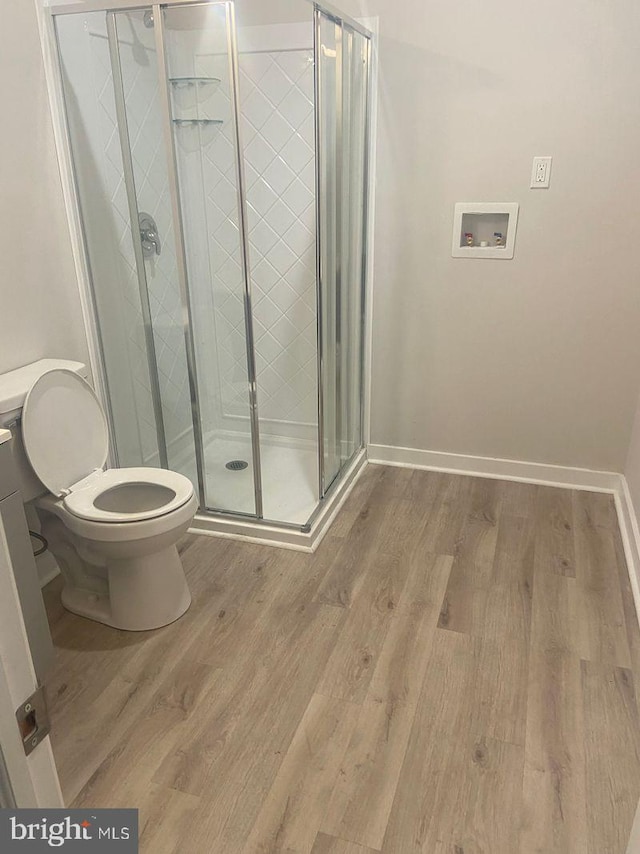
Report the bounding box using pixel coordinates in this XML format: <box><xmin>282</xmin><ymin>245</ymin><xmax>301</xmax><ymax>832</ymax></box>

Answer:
<box><xmin>368</xmin><ymin>443</ymin><xmax>621</xmax><ymax>492</ymax></box>
<box><xmin>369</xmin><ymin>442</ymin><xmax>640</xmax><ymax>636</ymax></box>
<box><xmin>615</xmin><ymin>478</ymin><xmax>640</xmax><ymax>628</ymax></box>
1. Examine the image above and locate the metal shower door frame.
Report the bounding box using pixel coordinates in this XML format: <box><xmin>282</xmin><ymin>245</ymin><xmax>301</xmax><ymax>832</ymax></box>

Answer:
<box><xmin>313</xmin><ymin>5</ymin><xmax>372</xmax><ymax>500</ymax></box>
<box><xmin>223</xmin><ymin>0</ymin><xmax>264</xmax><ymax>518</ymax></box>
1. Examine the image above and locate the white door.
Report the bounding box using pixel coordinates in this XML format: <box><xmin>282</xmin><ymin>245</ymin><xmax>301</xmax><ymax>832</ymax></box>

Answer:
<box><xmin>0</xmin><ymin>484</ymin><xmax>62</xmax><ymax>808</ymax></box>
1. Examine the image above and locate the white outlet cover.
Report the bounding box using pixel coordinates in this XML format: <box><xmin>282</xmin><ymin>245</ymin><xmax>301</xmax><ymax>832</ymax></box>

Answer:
<box><xmin>531</xmin><ymin>156</ymin><xmax>552</xmax><ymax>188</ymax></box>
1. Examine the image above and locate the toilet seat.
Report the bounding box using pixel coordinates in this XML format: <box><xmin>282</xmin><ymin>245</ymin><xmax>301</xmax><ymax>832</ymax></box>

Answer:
<box><xmin>62</xmin><ymin>467</ymin><xmax>193</xmax><ymax>523</ymax></box>
<box><xmin>22</xmin><ymin>368</ymin><xmax>109</xmax><ymax>496</ymax></box>
<box><xmin>22</xmin><ymin>369</ymin><xmax>194</xmax><ymax>525</ymax></box>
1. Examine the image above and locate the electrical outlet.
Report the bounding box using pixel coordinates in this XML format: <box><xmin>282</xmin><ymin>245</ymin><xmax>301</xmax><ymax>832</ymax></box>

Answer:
<box><xmin>531</xmin><ymin>156</ymin><xmax>552</xmax><ymax>188</ymax></box>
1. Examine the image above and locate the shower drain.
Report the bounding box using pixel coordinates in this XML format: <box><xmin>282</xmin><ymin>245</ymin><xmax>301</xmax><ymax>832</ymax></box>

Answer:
<box><xmin>226</xmin><ymin>459</ymin><xmax>249</xmax><ymax>471</ymax></box>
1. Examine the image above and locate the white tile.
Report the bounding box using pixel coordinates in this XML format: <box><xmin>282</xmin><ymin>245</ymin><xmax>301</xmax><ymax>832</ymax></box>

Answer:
<box><xmin>105</xmin><ymin>129</ymin><xmax>124</xmax><ymax>173</ymax></box>
<box><xmin>263</xmin><ymin>156</ymin><xmax>296</xmax><ymax>195</ymax></box>
<box><xmin>297</xmin><ymin>64</ymin><xmax>315</xmax><ymax>99</ymax></box>
<box><xmin>298</xmin><ymin>110</ymin><xmax>316</xmax><ymax>147</ymax></box>
<box><xmin>286</xmin><ymin>257</ymin><xmax>316</xmax><ymax>290</ymax></box>
<box><xmin>296</xmin><ymin>335</ymin><xmax>317</xmax><ymax>366</ymax></box>
<box><xmin>268</xmin><ymin>278</ymin><xmax>298</xmax><ymax>312</ymax></box>
<box><xmin>147</xmin><ymin>146</ymin><xmax>170</xmax><ymax>195</ymax></box>
<box><xmin>265</xmin><ymin>198</ymin><xmax>297</xmax><ymax>233</ymax></box>
<box><xmin>242</xmin><ymin>87</ymin><xmax>273</xmax><ymax>130</ymax></box>
<box><xmin>300</xmin><ymin>156</ymin><xmax>316</xmax><ymax>190</ymax></box>
<box><xmin>256</xmin><ymin>332</ymin><xmax>282</xmax><ymax>364</ymax></box>
<box><xmin>268</xmin><ymin>239</ymin><xmax>298</xmax><ymax>276</ymax></box>
<box><xmin>216</xmin><ymin>255</ymin><xmax>243</xmax><ymax>289</ymax></box>
<box><xmin>208</xmin><ymin>175</ymin><xmax>238</xmax><ymax>217</ymax></box>
<box><xmin>239</xmin><ymin>115</ymin><xmax>258</xmax><ymax>145</ymax></box>
<box><xmin>218</xmin><ymin>293</ymin><xmax>245</xmax><ymax>328</ymax></box>
<box><xmin>207</xmin><ymin>201</ymin><xmax>227</xmax><ymax>233</ymax></box>
<box><xmin>240</xmin><ymin>53</ymin><xmax>273</xmax><ymax>86</ymax></box>
<box><xmin>286</xmin><ymin>298</ymin><xmax>315</xmax><ymax>331</ymax></box>
<box><xmin>261</xmin><ymin>111</ymin><xmax>295</xmax><ymax>153</ymax></box>
<box><xmin>282</xmin><ymin>178</ymin><xmax>314</xmax><ymax>216</ymax></box>
<box><xmin>298</xmin><ymin>200</ymin><xmax>316</xmax><ymax>232</ymax></box>
<box><xmin>246</xmin><ymin>177</ymin><xmax>278</xmax><ymax>216</ymax></box>
<box><xmin>242</xmin><ymin>161</ymin><xmax>260</xmax><ymax>189</ymax></box>
<box><xmin>270</xmin><ymin>314</ymin><xmax>299</xmax><ymax>351</ymax></box>
<box><xmin>260</xmin><ymin>61</ymin><xmax>292</xmax><ymax>106</ymax></box>
<box><xmin>254</xmin><ymin>351</ymin><xmax>268</xmax><ymax>374</ymax></box>
<box><xmin>205</xmin><ymin>134</ymin><xmax>236</xmax><ymax>172</ymax></box>
<box><xmin>258</xmin><ymin>364</ymin><xmax>284</xmax><ymax>397</ymax></box>
<box><xmin>299</xmin><ymin>243</ymin><xmax>316</xmax><ymax>270</ymax></box>
<box><xmin>245</xmin><ymin>202</ymin><xmax>261</xmax><ymax>232</ymax></box>
<box><xmin>250</xmin><ymin>218</ymin><xmax>279</xmax><ymax>256</ymax></box>
<box><xmin>239</xmin><ymin>67</ymin><xmax>256</xmax><ymax>96</ymax></box>
<box><xmin>251</xmin><ymin>315</ymin><xmax>268</xmax><ymax>343</ymax></box>
<box><xmin>250</xmin><ymin>258</ymin><xmax>281</xmax><ymax>292</ymax></box>
<box><xmin>280</xmin><ymin>132</ymin><xmax>314</xmax><ymax>173</ymax></box>
<box><xmin>273</xmin><ymin>50</ymin><xmax>313</xmax><ymax>84</ymax></box>
<box><xmin>214</xmin><ymin>218</ymin><xmax>241</xmax><ymax>255</ymax></box>
<box><xmin>278</xmin><ymin>86</ymin><xmax>313</xmax><ymax>129</ymax></box>
<box><xmin>272</xmin><ymin>349</ymin><xmax>301</xmax><ymax>383</ymax></box>
<box><xmin>244</xmin><ymin>133</ymin><xmax>277</xmax><ymax>174</ymax></box>
<box><xmin>282</xmin><ymin>219</ymin><xmax>315</xmax><ymax>258</ymax></box>
<box><xmin>254</xmin><ymin>295</ymin><xmax>283</xmax><ymax>329</ymax></box>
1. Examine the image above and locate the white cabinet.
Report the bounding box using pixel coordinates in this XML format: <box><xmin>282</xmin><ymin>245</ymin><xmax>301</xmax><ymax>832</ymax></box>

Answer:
<box><xmin>0</xmin><ymin>435</ymin><xmax>53</xmax><ymax>682</ymax></box>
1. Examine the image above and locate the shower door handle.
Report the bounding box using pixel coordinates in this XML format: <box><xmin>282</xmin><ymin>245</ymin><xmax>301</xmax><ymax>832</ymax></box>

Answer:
<box><xmin>139</xmin><ymin>212</ymin><xmax>161</xmax><ymax>258</ymax></box>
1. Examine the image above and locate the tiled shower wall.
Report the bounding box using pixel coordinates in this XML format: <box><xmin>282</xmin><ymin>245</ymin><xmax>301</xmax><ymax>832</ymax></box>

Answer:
<box><xmin>240</xmin><ymin>48</ymin><xmax>317</xmax><ymax>434</ymax></box>
<box><xmin>185</xmin><ymin>25</ymin><xmax>318</xmax><ymax>441</ymax></box>
<box><xmin>61</xmin><ymin>15</ymin><xmax>318</xmax><ymax>479</ymax></box>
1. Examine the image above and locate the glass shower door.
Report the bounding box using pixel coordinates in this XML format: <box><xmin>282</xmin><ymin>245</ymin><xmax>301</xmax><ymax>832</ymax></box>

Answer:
<box><xmin>107</xmin><ymin>8</ymin><xmax>202</xmax><ymax>496</ymax></box>
<box><xmin>58</xmin><ymin>3</ymin><xmax>261</xmax><ymax>516</ymax></box>
<box><xmin>155</xmin><ymin>2</ymin><xmax>262</xmax><ymax>517</ymax></box>
<box><xmin>55</xmin><ymin>10</ymin><xmax>168</xmax><ymax>473</ymax></box>
<box><xmin>316</xmin><ymin>12</ymin><xmax>369</xmax><ymax>494</ymax></box>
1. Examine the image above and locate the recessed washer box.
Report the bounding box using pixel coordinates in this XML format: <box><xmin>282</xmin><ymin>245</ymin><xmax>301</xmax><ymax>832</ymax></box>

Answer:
<box><xmin>452</xmin><ymin>202</ymin><xmax>519</xmax><ymax>259</ymax></box>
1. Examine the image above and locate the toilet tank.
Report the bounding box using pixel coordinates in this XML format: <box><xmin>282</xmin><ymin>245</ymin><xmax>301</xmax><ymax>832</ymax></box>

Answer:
<box><xmin>0</xmin><ymin>359</ymin><xmax>88</xmax><ymax>500</ymax></box>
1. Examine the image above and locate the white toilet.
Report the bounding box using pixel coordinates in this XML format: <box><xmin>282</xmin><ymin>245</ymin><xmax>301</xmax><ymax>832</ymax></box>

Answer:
<box><xmin>0</xmin><ymin>359</ymin><xmax>197</xmax><ymax>631</ymax></box>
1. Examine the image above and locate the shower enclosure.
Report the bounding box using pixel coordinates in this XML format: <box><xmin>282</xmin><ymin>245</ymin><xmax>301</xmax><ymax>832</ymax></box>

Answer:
<box><xmin>51</xmin><ymin>0</ymin><xmax>371</xmax><ymax>533</ymax></box>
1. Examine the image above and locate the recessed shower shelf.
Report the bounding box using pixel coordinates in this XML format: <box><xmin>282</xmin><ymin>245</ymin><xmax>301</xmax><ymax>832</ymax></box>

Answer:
<box><xmin>172</xmin><ymin>119</ymin><xmax>223</xmax><ymax>128</ymax></box>
<box><xmin>169</xmin><ymin>77</ymin><xmax>221</xmax><ymax>87</ymax></box>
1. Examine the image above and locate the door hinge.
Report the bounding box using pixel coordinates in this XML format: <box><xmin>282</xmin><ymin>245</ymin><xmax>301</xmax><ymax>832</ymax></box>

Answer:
<box><xmin>16</xmin><ymin>686</ymin><xmax>50</xmax><ymax>756</ymax></box>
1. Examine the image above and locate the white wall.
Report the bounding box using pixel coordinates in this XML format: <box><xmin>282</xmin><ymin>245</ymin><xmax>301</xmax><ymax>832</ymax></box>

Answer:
<box><xmin>29</xmin><ymin>0</ymin><xmax>640</xmax><ymax>477</ymax></box>
<box><xmin>0</xmin><ymin>0</ymin><xmax>88</xmax><ymax>375</ymax></box>
<box><xmin>341</xmin><ymin>0</ymin><xmax>640</xmax><ymax>472</ymax></box>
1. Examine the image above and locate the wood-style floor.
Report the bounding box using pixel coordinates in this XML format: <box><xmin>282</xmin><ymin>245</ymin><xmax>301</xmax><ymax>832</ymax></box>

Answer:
<box><xmin>43</xmin><ymin>465</ymin><xmax>640</xmax><ymax>853</ymax></box>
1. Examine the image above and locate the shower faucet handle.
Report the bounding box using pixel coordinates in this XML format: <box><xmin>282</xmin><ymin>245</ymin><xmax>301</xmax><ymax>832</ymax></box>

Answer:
<box><xmin>138</xmin><ymin>212</ymin><xmax>161</xmax><ymax>258</ymax></box>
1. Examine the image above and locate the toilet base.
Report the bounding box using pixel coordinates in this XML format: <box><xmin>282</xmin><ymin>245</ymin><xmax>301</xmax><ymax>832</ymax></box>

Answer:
<box><xmin>39</xmin><ymin>510</ymin><xmax>192</xmax><ymax>631</ymax></box>
<box><xmin>60</xmin><ymin>545</ymin><xmax>191</xmax><ymax>631</ymax></box>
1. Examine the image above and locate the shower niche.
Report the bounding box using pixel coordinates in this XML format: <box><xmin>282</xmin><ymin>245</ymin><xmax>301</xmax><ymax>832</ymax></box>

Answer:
<box><xmin>452</xmin><ymin>202</ymin><xmax>519</xmax><ymax>259</ymax></box>
<box><xmin>53</xmin><ymin>0</ymin><xmax>372</xmax><ymax>540</ymax></box>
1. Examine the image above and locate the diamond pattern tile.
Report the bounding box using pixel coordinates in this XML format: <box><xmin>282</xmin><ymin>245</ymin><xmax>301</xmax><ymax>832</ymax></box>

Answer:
<box><xmin>81</xmin><ymin>28</ymin><xmax>319</xmax><ymax>459</ymax></box>
<box><xmin>201</xmin><ymin>48</ymin><xmax>318</xmax><ymax>429</ymax></box>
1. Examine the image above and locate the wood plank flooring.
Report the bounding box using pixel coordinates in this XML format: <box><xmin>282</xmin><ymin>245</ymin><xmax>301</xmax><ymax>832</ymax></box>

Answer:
<box><xmin>43</xmin><ymin>465</ymin><xmax>640</xmax><ymax>853</ymax></box>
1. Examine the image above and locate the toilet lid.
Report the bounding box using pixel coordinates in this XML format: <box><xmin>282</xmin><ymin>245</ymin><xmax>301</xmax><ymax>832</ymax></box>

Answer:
<box><xmin>22</xmin><ymin>369</ymin><xmax>108</xmax><ymax>497</ymax></box>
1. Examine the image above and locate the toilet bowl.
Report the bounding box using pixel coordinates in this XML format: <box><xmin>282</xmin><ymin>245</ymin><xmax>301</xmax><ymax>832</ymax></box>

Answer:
<box><xmin>4</xmin><ymin>364</ymin><xmax>197</xmax><ymax>631</ymax></box>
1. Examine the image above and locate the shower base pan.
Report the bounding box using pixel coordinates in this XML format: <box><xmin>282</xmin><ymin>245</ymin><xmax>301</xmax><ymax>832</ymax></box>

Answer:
<box><xmin>188</xmin><ymin>448</ymin><xmax>367</xmax><ymax>552</ymax></box>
